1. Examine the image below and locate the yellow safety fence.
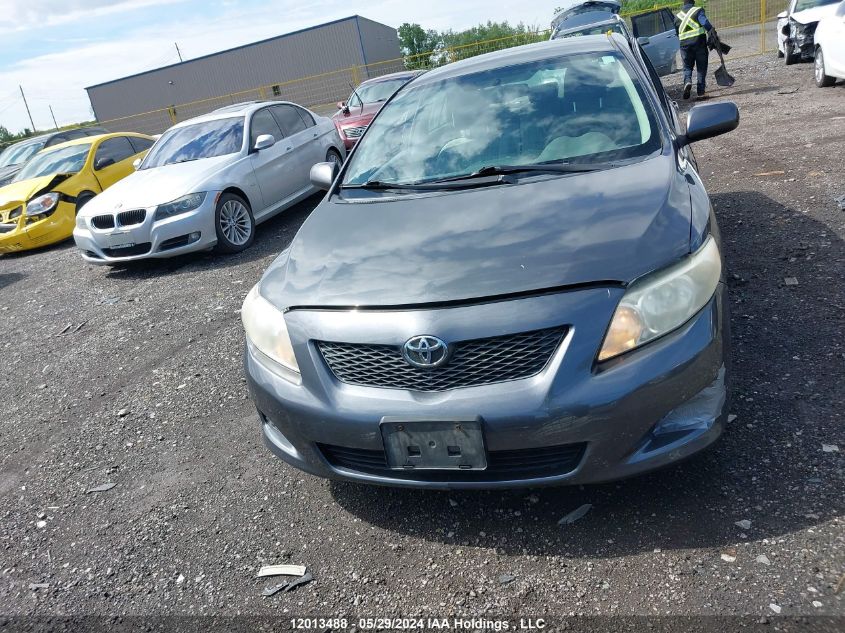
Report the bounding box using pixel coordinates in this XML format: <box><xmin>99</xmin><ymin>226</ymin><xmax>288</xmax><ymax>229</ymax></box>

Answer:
<box><xmin>97</xmin><ymin>0</ymin><xmax>789</xmax><ymax>135</ymax></box>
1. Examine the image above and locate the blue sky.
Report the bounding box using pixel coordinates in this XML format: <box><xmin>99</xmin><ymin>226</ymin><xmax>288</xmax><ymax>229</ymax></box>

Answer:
<box><xmin>0</xmin><ymin>0</ymin><xmax>559</xmax><ymax>134</ymax></box>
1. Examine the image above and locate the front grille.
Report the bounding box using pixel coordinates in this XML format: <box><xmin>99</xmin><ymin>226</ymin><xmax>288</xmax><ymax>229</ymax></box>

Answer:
<box><xmin>344</xmin><ymin>125</ymin><xmax>367</xmax><ymax>139</ymax></box>
<box><xmin>117</xmin><ymin>209</ymin><xmax>146</xmax><ymax>226</ymax></box>
<box><xmin>92</xmin><ymin>215</ymin><xmax>115</xmax><ymax>229</ymax></box>
<box><xmin>317</xmin><ymin>327</ymin><xmax>566</xmax><ymax>392</ymax></box>
<box><xmin>102</xmin><ymin>243</ymin><xmax>151</xmax><ymax>257</ymax></box>
<box><xmin>319</xmin><ymin>442</ymin><xmax>586</xmax><ymax>482</ymax></box>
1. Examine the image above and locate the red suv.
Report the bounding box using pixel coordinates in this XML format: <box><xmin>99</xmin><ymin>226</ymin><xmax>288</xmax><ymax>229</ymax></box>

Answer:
<box><xmin>332</xmin><ymin>70</ymin><xmax>425</xmax><ymax>150</ymax></box>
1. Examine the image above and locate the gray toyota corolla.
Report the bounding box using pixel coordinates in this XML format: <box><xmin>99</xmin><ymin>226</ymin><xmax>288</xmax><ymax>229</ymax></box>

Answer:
<box><xmin>242</xmin><ymin>34</ymin><xmax>738</xmax><ymax>489</ymax></box>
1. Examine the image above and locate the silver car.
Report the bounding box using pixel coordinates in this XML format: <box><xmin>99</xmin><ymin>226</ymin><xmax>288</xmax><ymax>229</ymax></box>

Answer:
<box><xmin>73</xmin><ymin>101</ymin><xmax>344</xmax><ymax>263</ymax></box>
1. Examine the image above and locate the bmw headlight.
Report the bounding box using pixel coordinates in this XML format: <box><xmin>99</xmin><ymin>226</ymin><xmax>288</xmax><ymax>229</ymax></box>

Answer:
<box><xmin>241</xmin><ymin>284</ymin><xmax>300</xmax><ymax>380</ymax></box>
<box><xmin>154</xmin><ymin>192</ymin><xmax>206</xmax><ymax>222</ymax></box>
<box><xmin>26</xmin><ymin>193</ymin><xmax>60</xmax><ymax>219</ymax></box>
<box><xmin>598</xmin><ymin>237</ymin><xmax>722</xmax><ymax>361</ymax></box>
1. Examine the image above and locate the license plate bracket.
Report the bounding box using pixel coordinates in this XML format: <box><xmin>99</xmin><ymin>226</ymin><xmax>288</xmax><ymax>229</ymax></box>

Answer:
<box><xmin>380</xmin><ymin>417</ymin><xmax>487</xmax><ymax>470</ymax></box>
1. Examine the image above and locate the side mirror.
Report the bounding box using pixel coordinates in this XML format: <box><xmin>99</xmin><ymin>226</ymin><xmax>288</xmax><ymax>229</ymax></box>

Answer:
<box><xmin>310</xmin><ymin>161</ymin><xmax>339</xmax><ymax>191</ymax></box>
<box><xmin>637</xmin><ymin>36</ymin><xmax>650</xmax><ymax>46</ymax></box>
<box><xmin>253</xmin><ymin>134</ymin><xmax>276</xmax><ymax>151</ymax></box>
<box><xmin>95</xmin><ymin>157</ymin><xmax>115</xmax><ymax>170</ymax></box>
<box><xmin>337</xmin><ymin>101</ymin><xmax>346</xmax><ymax>110</ymax></box>
<box><xmin>679</xmin><ymin>101</ymin><xmax>739</xmax><ymax>147</ymax></box>
<box><xmin>132</xmin><ymin>158</ymin><xmax>142</xmax><ymax>170</ymax></box>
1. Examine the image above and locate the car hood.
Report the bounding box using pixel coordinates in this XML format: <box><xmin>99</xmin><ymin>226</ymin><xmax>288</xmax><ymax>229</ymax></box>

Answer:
<box><xmin>0</xmin><ymin>174</ymin><xmax>69</xmax><ymax>208</ymax></box>
<box><xmin>792</xmin><ymin>4</ymin><xmax>839</xmax><ymax>23</ymax></box>
<box><xmin>332</xmin><ymin>103</ymin><xmax>382</xmax><ymax>127</ymax></box>
<box><xmin>80</xmin><ymin>155</ymin><xmax>234</xmax><ymax>214</ymax></box>
<box><xmin>261</xmin><ymin>154</ymin><xmax>694</xmax><ymax>309</ymax></box>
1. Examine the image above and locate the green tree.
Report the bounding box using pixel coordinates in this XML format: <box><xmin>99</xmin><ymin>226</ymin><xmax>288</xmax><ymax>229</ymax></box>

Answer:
<box><xmin>398</xmin><ymin>23</ymin><xmax>440</xmax><ymax>69</ymax></box>
<box><xmin>440</xmin><ymin>21</ymin><xmax>544</xmax><ymax>62</ymax></box>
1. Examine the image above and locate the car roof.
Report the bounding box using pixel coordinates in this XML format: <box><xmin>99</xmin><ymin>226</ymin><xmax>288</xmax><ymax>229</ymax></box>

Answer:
<box><xmin>413</xmin><ymin>35</ymin><xmax>622</xmax><ymax>86</ymax></box>
<box><xmin>359</xmin><ymin>70</ymin><xmax>426</xmax><ymax>85</ymax></box>
<box><xmin>42</xmin><ymin>132</ymin><xmax>152</xmax><ymax>152</ymax></box>
<box><xmin>175</xmin><ymin>100</ymin><xmax>308</xmax><ymax>128</ymax></box>
<box><xmin>555</xmin><ymin>14</ymin><xmax>629</xmax><ymax>37</ymax></box>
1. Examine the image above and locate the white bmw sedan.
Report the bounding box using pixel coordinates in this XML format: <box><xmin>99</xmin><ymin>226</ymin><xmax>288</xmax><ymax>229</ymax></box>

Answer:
<box><xmin>74</xmin><ymin>101</ymin><xmax>344</xmax><ymax>264</ymax></box>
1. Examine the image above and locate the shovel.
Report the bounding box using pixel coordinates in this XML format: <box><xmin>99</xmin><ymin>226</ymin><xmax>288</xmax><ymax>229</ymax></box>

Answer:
<box><xmin>711</xmin><ymin>30</ymin><xmax>735</xmax><ymax>87</ymax></box>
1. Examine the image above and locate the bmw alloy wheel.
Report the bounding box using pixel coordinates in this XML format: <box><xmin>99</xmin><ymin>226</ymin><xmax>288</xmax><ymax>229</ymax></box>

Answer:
<box><xmin>219</xmin><ymin>199</ymin><xmax>252</xmax><ymax>246</ymax></box>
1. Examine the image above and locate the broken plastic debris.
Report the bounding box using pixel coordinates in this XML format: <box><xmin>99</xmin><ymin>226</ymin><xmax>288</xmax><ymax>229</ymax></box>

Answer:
<box><xmin>86</xmin><ymin>483</ymin><xmax>117</xmax><ymax>494</ymax></box>
<box><xmin>784</xmin><ymin>277</ymin><xmax>799</xmax><ymax>286</ymax></box>
<box><xmin>499</xmin><ymin>573</ymin><xmax>516</xmax><ymax>585</ymax></box>
<box><xmin>821</xmin><ymin>444</ymin><xmax>839</xmax><ymax>453</ymax></box>
<box><xmin>735</xmin><ymin>519</ymin><xmax>752</xmax><ymax>530</ymax></box>
<box><xmin>769</xmin><ymin>604</ymin><xmax>782</xmax><ymax>614</ymax></box>
<box><xmin>720</xmin><ymin>552</ymin><xmax>737</xmax><ymax>563</ymax></box>
<box><xmin>727</xmin><ymin>414</ymin><xmax>738</xmax><ymax>423</ymax></box>
<box><xmin>262</xmin><ymin>571</ymin><xmax>313</xmax><ymax>596</ymax></box>
<box><xmin>756</xmin><ymin>554</ymin><xmax>771</xmax><ymax>565</ymax></box>
<box><xmin>558</xmin><ymin>503</ymin><xmax>592</xmax><ymax>525</ymax></box>
<box><xmin>256</xmin><ymin>564</ymin><xmax>307</xmax><ymax>578</ymax></box>
<box><xmin>29</xmin><ymin>583</ymin><xmax>49</xmax><ymax>591</ymax></box>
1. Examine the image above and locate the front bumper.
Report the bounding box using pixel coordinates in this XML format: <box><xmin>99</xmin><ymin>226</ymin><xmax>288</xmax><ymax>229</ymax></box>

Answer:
<box><xmin>73</xmin><ymin>195</ymin><xmax>218</xmax><ymax>264</ymax></box>
<box><xmin>246</xmin><ymin>284</ymin><xmax>730</xmax><ymax>489</ymax></box>
<box><xmin>0</xmin><ymin>201</ymin><xmax>75</xmax><ymax>253</ymax></box>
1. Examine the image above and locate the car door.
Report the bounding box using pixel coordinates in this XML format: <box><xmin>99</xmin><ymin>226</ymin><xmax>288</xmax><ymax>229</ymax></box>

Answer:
<box><xmin>630</xmin><ymin>8</ymin><xmax>680</xmax><ymax>75</ymax></box>
<box><xmin>247</xmin><ymin>107</ymin><xmax>294</xmax><ymax>217</ymax></box>
<box><xmin>269</xmin><ymin>104</ymin><xmax>317</xmax><ymax>194</ymax></box>
<box><xmin>825</xmin><ymin>1</ymin><xmax>845</xmax><ymax>76</ymax></box>
<box><xmin>92</xmin><ymin>136</ymin><xmax>138</xmax><ymax>190</ymax></box>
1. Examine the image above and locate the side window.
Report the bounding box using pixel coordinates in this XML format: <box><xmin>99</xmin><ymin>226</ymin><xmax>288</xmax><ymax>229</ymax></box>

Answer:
<box><xmin>631</xmin><ymin>11</ymin><xmax>665</xmax><ymax>38</ymax></box>
<box><xmin>129</xmin><ymin>137</ymin><xmax>155</xmax><ymax>153</ymax></box>
<box><xmin>660</xmin><ymin>9</ymin><xmax>677</xmax><ymax>32</ymax></box>
<box><xmin>45</xmin><ymin>135</ymin><xmax>68</xmax><ymax>147</ymax></box>
<box><xmin>250</xmin><ymin>108</ymin><xmax>284</xmax><ymax>146</ymax></box>
<box><xmin>94</xmin><ymin>137</ymin><xmax>136</xmax><ymax>169</ymax></box>
<box><xmin>270</xmin><ymin>105</ymin><xmax>308</xmax><ymax>136</ymax></box>
<box><xmin>296</xmin><ymin>107</ymin><xmax>315</xmax><ymax>128</ymax></box>
<box><xmin>348</xmin><ymin>91</ymin><xmax>362</xmax><ymax>109</ymax></box>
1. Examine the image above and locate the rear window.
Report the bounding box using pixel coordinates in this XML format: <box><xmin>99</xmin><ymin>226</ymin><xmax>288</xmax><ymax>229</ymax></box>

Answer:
<box><xmin>343</xmin><ymin>51</ymin><xmax>661</xmax><ymax>187</ymax></box>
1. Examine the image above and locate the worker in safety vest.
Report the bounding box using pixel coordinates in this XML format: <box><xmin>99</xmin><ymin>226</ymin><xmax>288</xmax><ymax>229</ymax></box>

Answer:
<box><xmin>674</xmin><ymin>0</ymin><xmax>714</xmax><ymax>99</ymax></box>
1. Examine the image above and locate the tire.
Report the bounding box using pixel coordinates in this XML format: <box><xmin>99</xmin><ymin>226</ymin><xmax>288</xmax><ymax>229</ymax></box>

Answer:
<box><xmin>326</xmin><ymin>148</ymin><xmax>343</xmax><ymax>166</ymax></box>
<box><xmin>815</xmin><ymin>47</ymin><xmax>836</xmax><ymax>87</ymax></box>
<box><xmin>784</xmin><ymin>41</ymin><xmax>798</xmax><ymax>65</ymax></box>
<box><xmin>214</xmin><ymin>193</ymin><xmax>255</xmax><ymax>254</ymax></box>
<box><xmin>777</xmin><ymin>49</ymin><xmax>784</xmax><ymax>58</ymax></box>
<box><xmin>76</xmin><ymin>192</ymin><xmax>95</xmax><ymax>214</ymax></box>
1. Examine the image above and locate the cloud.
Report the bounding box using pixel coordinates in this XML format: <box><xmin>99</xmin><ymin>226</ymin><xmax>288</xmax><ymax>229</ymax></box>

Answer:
<box><xmin>0</xmin><ymin>0</ymin><xmax>188</xmax><ymax>32</ymax></box>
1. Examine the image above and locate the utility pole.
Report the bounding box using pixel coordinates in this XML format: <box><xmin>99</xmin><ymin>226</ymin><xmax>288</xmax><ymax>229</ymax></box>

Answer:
<box><xmin>49</xmin><ymin>105</ymin><xmax>59</xmax><ymax>130</ymax></box>
<box><xmin>19</xmin><ymin>85</ymin><xmax>35</xmax><ymax>133</ymax></box>
<box><xmin>175</xmin><ymin>42</ymin><xmax>183</xmax><ymax>62</ymax></box>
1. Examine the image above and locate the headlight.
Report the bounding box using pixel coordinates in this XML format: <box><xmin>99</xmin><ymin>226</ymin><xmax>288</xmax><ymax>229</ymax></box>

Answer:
<box><xmin>241</xmin><ymin>284</ymin><xmax>300</xmax><ymax>379</ymax></box>
<box><xmin>154</xmin><ymin>192</ymin><xmax>206</xmax><ymax>222</ymax></box>
<box><xmin>26</xmin><ymin>193</ymin><xmax>60</xmax><ymax>218</ymax></box>
<box><xmin>598</xmin><ymin>237</ymin><xmax>722</xmax><ymax>361</ymax></box>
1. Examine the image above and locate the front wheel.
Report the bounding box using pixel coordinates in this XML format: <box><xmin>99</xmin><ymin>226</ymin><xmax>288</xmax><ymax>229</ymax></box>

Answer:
<box><xmin>784</xmin><ymin>41</ymin><xmax>798</xmax><ymax>65</ymax></box>
<box><xmin>76</xmin><ymin>192</ymin><xmax>95</xmax><ymax>215</ymax></box>
<box><xmin>815</xmin><ymin>48</ymin><xmax>836</xmax><ymax>87</ymax></box>
<box><xmin>214</xmin><ymin>193</ymin><xmax>255</xmax><ymax>254</ymax></box>
<box><xmin>326</xmin><ymin>148</ymin><xmax>343</xmax><ymax>167</ymax></box>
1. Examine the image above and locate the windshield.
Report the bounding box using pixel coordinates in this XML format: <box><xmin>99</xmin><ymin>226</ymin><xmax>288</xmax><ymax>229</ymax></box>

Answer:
<box><xmin>14</xmin><ymin>144</ymin><xmax>91</xmax><ymax>181</ymax></box>
<box><xmin>556</xmin><ymin>22</ymin><xmax>626</xmax><ymax>38</ymax></box>
<box><xmin>342</xmin><ymin>51</ymin><xmax>660</xmax><ymax>187</ymax></box>
<box><xmin>141</xmin><ymin>117</ymin><xmax>244</xmax><ymax>169</ymax></box>
<box><xmin>794</xmin><ymin>0</ymin><xmax>837</xmax><ymax>10</ymax></box>
<box><xmin>0</xmin><ymin>138</ymin><xmax>46</xmax><ymax>168</ymax></box>
<box><xmin>348</xmin><ymin>78</ymin><xmax>412</xmax><ymax>108</ymax></box>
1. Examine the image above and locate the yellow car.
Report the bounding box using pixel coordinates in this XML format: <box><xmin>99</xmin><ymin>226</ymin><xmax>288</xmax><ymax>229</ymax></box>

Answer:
<box><xmin>0</xmin><ymin>133</ymin><xmax>155</xmax><ymax>253</ymax></box>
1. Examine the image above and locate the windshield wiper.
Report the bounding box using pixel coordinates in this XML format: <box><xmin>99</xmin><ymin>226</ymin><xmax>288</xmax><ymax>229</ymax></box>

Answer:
<box><xmin>342</xmin><ymin>174</ymin><xmax>514</xmax><ymax>191</ymax></box>
<box><xmin>172</xmin><ymin>157</ymin><xmax>201</xmax><ymax>164</ymax></box>
<box><xmin>433</xmin><ymin>161</ymin><xmax>621</xmax><ymax>183</ymax></box>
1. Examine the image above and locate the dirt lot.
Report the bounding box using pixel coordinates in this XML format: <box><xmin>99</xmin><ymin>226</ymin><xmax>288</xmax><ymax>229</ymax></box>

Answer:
<box><xmin>1</xmin><ymin>53</ymin><xmax>843</xmax><ymax>628</ymax></box>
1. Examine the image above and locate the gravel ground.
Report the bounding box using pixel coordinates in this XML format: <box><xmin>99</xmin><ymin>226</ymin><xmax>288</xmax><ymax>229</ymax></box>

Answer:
<box><xmin>1</xmin><ymin>53</ymin><xmax>843</xmax><ymax>628</ymax></box>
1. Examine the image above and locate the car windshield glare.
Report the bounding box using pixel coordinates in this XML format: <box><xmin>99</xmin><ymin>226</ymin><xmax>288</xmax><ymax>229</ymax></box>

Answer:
<box><xmin>14</xmin><ymin>144</ymin><xmax>91</xmax><ymax>181</ymax></box>
<box><xmin>342</xmin><ymin>51</ymin><xmax>660</xmax><ymax>187</ymax></box>
<box><xmin>349</xmin><ymin>78</ymin><xmax>411</xmax><ymax>107</ymax></box>
<box><xmin>0</xmin><ymin>139</ymin><xmax>46</xmax><ymax>168</ymax></box>
<box><xmin>141</xmin><ymin>117</ymin><xmax>244</xmax><ymax>169</ymax></box>
<box><xmin>794</xmin><ymin>0</ymin><xmax>838</xmax><ymax>10</ymax></box>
